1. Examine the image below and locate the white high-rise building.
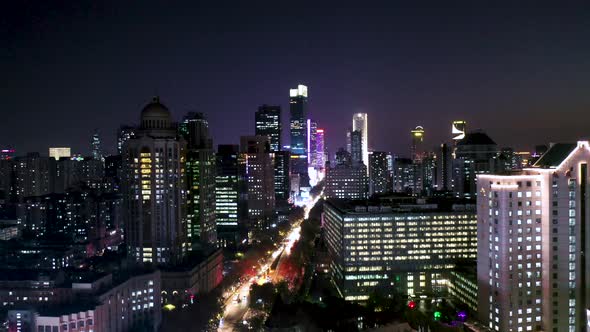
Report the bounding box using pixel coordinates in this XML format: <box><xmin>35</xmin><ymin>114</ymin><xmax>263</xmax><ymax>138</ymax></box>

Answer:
<box><xmin>477</xmin><ymin>141</ymin><xmax>590</xmax><ymax>332</ymax></box>
<box><xmin>352</xmin><ymin>113</ymin><xmax>368</xmax><ymax>173</ymax></box>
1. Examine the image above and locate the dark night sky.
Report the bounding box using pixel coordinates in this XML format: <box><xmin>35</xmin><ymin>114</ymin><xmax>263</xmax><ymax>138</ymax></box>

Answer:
<box><xmin>2</xmin><ymin>1</ymin><xmax>590</xmax><ymax>157</ymax></box>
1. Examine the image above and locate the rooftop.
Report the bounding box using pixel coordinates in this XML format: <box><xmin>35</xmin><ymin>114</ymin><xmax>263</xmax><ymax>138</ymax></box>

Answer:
<box><xmin>532</xmin><ymin>142</ymin><xmax>577</xmax><ymax>168</ymax></box>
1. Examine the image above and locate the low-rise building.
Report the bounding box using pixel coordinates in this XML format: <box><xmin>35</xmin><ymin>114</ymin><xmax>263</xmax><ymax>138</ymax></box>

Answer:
<box><xmin>323</xmin><ymin>198</ymin><xmax>477</xmax><ymax>301</ymax></box>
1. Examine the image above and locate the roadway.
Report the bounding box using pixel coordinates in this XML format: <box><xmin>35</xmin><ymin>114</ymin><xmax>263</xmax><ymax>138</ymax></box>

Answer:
<box><xmin>218</xmin><ymin>190</ymin><xmax>323</xmax><ymax>331</ymax></box>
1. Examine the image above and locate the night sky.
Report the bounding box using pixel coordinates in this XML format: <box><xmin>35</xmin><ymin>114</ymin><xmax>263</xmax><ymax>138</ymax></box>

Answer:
<box><xmin>3</xmin><ymin>1</ymin><xmax>590</xmax><ymax>157</ymax></box>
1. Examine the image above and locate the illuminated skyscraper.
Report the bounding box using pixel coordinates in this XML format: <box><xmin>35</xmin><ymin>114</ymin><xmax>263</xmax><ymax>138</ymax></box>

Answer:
<box><xmin>91</xmin><ymin>130</ymin><xmax>103</xmax><ymax>161</ymax></box>
<box><xmin>315</xmin><ymin>128</ymin><xmax>325</xmax><ymax>170</ymax></box>
<box><xmin>240</xmin><ymin>136</ymin><xmax>275</xmax><ymax>230</ymax></box>
<box><xmin>215</xmin><ymin>144</ymin><xmax>241</xmax><ymax>247</ymax></box>
<box><xmin>255</xmin><ymin>105</ymin><xmax>281</xmax><ymax>152</ymax></box>
<box><xmin>49</xmin><ymin>147</ymin><xmax>71</xmax><ymax>160</ymax></box>
<box><xmin>180</xmin><ymin>112</ymin><xmax>217</xmax><ymax>248</ymax></box>
<box><xmin>436</xmin><ymin>143</ymin><xmax>453</xmax><ymax>191</ymax></box>
<box><xmin>289</xmin><ymin>85</ymin><xmax>309</xmax><ymax>183</ymax></box>
<box><xmin>477</xmin><ymin>141</ymin><xmax>590</xmax><ymax>332</ymax></box>
<box><xmin>352</xmin><ymin>113</ymin><xmax>368</xmax><ymax>171</ymax></box>
<box><xmin>122</xmin><ymin>97</ymin><xmax>187</xmax><ymax>265</ymax></box>
<box><xmin>369</xmin><ymin>151</ymin><xmax>390</xmax><ymax>195</ymax></box>
<box><xmin>410</xmin><ymin>126</ymin><xmax>425</xmax><ymax>162</ymax></box>
<box><xmin>350</xmin><ymin>130</ymin><xmax>363</xmax><ymax>166</ymax></box>
<box><xmin>308</xmin><ymin>119</ymin><xmax>317</xmax><ymax>167</ymax></box>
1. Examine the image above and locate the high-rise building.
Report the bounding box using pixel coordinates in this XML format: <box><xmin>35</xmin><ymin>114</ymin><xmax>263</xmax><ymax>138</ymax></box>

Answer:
<box><xmin>117</xmin><ymin>125</ymin><xmax>135</xmax><ymax>154</ymax></box>
<box><xmin>274</xmin><ymin>151</ymin><xmax>290</xmax><ymax>202</ymax></box>
<box><xmin>369</xmin><ymin>151</ymin><xmax>391</xmax><ymax>195</ymax></box>
<box><xmin>49</xmin><ymin>147</ymin><xmax>71</xmax><ymax>160</ymax></box>
<box><xmin>308</xmin><ymin>119</ymin><xmax>317</xmax><ymax>167</ymax></box>
<box><xmin>180</xmin><ymin>112</ymin><xmax>217</xmax><ymax>248</ymax></box>
<box><xmin>324</xmin><ymin>198</ymin><xmax>476</xmax><ymax>301</ymax></box>
<box><xmin>240</xmin><ymin>136</ymin><xmax>275</xmax><ymax>230</ymax></box>
<box><xmin>345</xmin><ymin>128</ymin><xmax>352</xmax><ymax>154</ymax></box>
<box><xmin>91</xmin><ymin>131</ymin><xmax>103</xmax><ymax>161</ymax></box>
<box><xmin>324</xmin><ymin>161</ymin><xmax>368</xmax><ymax>200</ymax></box>
<box><xmin>352</xmin><ymin>113</ymin><xmax>368</xmax><ymax>171</ymax></box>
<box><xmin>350</xmin><ymin>130</ymin><xmax>363</xmax><ymax>166</ymax></box>
<box><xmin>215</xmin><ymin>144</ymin><xmax>241</xmax><ymax>247</ymax></box>
<box><xmin>453</xmin><ymin>131</ymin><xmax>499</xmax><ymax>198</ymax></box>
<box><xmin>477</xmin><ymin>141</ymin><xmax>590</xmax><ymax>332</ymax></box>
<box><xmin>14</xmin><ymin>153</ymin><xmax>55</xmax><ymax>200</ymax></box>
<box><xmin>369</xmin><ymin>151</ymin><xmax>390</xmax><ymax>195</ymax></box>
<box><xmin>255</xmin><ymin>105</ymin><xmax>281</xmax><ymax>152</ymax></box>
<box><xmin>436</xmin><ymin>143</ymin><xmax>453</xmax><ymax>191</ymax></box>
<box><xmin>411</xmin><ymin>126</ymin><xmax>425</xmax><ymax>162</ymax></box>
<box><xmin>289</xmin><ymin>84</ymin><xmax>308</xmax><ymax>176</ymax></box>
<box><xmin>314</xmin><ymin>128</ymin><xmax>326</xmax><ymax>170</ymax></box>
<box><xmin>392</xmin><ymin>157</ymin><xmax>413</xmax><ymax>194</ymax></box>
<box><xmin>122</xmin><ymin>97</ymin><xmax>187</xmax><ymax>265</ymax></box>
<box><xmin>451</xmin><ymin>120</ymin><xmax>467</xmax><ymax>142</ymax></box>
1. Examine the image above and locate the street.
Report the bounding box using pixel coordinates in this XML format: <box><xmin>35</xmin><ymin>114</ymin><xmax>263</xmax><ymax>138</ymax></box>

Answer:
<box><xmin>218</xmin><ymin>191</ymin><xmax>323</xmax><ymax>331</ymax></box>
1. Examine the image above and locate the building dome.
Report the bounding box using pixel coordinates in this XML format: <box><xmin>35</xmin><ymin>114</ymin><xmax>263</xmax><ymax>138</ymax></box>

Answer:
<box><xmin>141</xmin><ymin>97</ymin><xmax>172</xmax><ymax>130</ymax></box>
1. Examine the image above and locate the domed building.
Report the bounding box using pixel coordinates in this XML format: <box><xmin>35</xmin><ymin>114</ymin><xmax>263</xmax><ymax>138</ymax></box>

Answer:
<box><xmin>121</xmin><ymin>97</ymin><xmax>188</xmax><ymax>265</ymax></box>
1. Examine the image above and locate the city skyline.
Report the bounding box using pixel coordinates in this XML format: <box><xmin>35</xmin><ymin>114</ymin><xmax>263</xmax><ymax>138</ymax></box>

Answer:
<box><xmin>4</xmin><ymin>2</ymin><xmax>590</xmax><ymax>156</ymax></box>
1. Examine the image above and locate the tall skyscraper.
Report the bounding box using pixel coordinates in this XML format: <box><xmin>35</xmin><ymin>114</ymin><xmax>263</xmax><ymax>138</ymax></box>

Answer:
<box><xmin>274</xmin><ymin>150</ymin><xmax>290</xmax><ymax>202</ymax></box>
<box><xmin>240</xmin><ymin>136</ymin><xmax>275</xmax><ymax>230</ymax></box>
<box><xmin>308</xmin><ymin>119</ymin><xmax>317</xmax><ymax>167</ymax></box>
<box><xmin>352</xmin><ymin>113</ymin><xmax>368</xmax><ymax>171</ymax></box>
<box><xmin>453</xmin><ymin>131</ymin><xmax>498</xmax><ymax>198</ymax></box>
<box><xmin>122</xmin><ymin>97</ymin><xmax>187</xmax><ymax>265</ymax></box>
<box><xmin>255</xmin><ymin>105</ymin><xmax>281</xmax><ymax>152</ymax></box>
<box><xmin>289</xmin><ymin>84</ymin><xmax>309</xmax><ymax>176</ymax></box>
<box><xmin>180</xmin><ymin>112</ymin><xmax>217</xmax><ymax>248</ymax></box>
<box><xmin>91</xmin><ymin>131</ymin><xmax>103</xmax><ymax>161</ymax></box>
<box><xmin>49</xmin><ymin>147</ymin><xmax>71</xmax><ymax>160</ymax></box>
<box><xmin>254</xmin><ymin>105</ymin><xmax>289</xmax><ymax>202</ymax></box>
<box><xmin>215</xmin><ymin>144</ymin><xmax>241</xmax><ymax>247</ymax></box>
<box><xmin>350</xmin><ymin>130</ymin><xmax>363</xmax><ymax>166</ymax></box>
<box><xmin>411</xmin><ymin>126</ymin><xmax>425</xmax><ymax>162</ymax></box>
<box><xmin>369</xmin><ymin>151</ymin><xmax>390</xmax><ymax>195</ymax></box>
<box><xmin>477</xmin><ymin>141</ymin><xmax>590</xmax><ymax>332</ymax></box>
<box><xmin>436</xmin><ymin>143</ymin><xmax>453</xmax><ymax>191</ymax></box>
<box><xmin>314</xmin><ymin>128</ymin><xmax>326</xmax><ymax>170</ymax></box>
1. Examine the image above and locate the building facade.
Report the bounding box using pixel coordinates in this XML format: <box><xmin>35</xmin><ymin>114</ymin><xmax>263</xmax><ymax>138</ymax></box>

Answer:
<box><xmin>180</xmin><ymin>112</ymin><xmax>217</xmax><ymax>248</ymax></box>
<box><xmin>215</xmin><ymin>144</ymin><xmax>241</xmax><ymax>247</ymax></box>
<box><xmin>323</xmin><ymin>199</ymin><xmax>477</xmax><ymax>301</ymax></box>
<box><xmin>477</xmin><ymin>141</ymin><xmax>590</xmax><ymax>332</ymax></box>
<box><xmin>352</xmin><ymin>113</ymin><xmax>368</xmax><ymax>171</ymax></box>
<box><xmin>122</xmin><ymin>97</ymin><xmax>188</xmax><ymax>265</ymax></box>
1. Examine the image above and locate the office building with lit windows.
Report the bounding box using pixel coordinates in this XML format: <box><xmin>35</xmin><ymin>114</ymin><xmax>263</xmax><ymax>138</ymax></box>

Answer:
<box><xmin>324</xmin><ymin>162</ymin><xmax>368</xmax><ymax>200</ymax></box>
<box><xmin>369</xmin><ymin>151</ymin><xmax>390</xmax><ymax>195</ymax></box>
<box><xmin>255</xmin><ymin>105</ymin><xmax>282</xmax><ymax>152</ymax></box>
<box><xmin>323</xmin><ymin>198</ymin><xmax>477</xmax><ymax>302</ymax></box>
<box><xmin>240</xmin><ymin>136</ymin><xmax>275</xmax><ymax>230</ymax></box>
<box><xmin>477</xmin><ymin>141</ymin><xmax>590</xmax><ymax>332</ymax></box>
<box><xmin>215</xmin><ymin>144</ymin><xmax>241</xmax><ymax>247</ymax></box>
<box><xmin>179</xmin><ymin>112</ymin><xmax>217</xmax><ymax>248</ymax></box>
<box><xmin>122</xmin><ymin>97</ymin><xmax>188</xmax><ymax>265</ymax></box>
<box><xmin>289</xmin><ymin>84</ymin><xmax>308</xmax><ymax>176</ymax></box>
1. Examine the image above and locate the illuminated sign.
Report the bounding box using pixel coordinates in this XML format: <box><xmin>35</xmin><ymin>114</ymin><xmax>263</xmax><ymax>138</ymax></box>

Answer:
<box><xmin>452</xmin><ymin>120</ymin><xmax>466</xmax><ymax>140</ymax></box>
